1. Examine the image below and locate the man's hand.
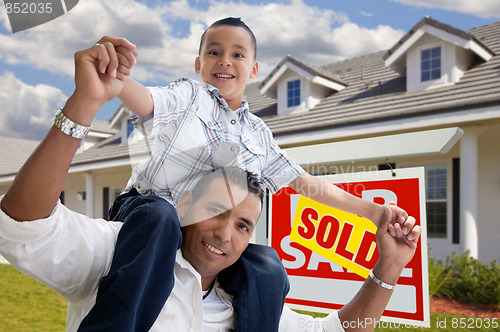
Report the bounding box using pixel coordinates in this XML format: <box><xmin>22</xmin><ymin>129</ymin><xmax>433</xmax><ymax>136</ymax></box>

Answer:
<box><xmin>70</xmin><ymin>37</ymin><xmax>138</xmax><ymax>124</ymax></box>
<box><xmin>373</xmin><ymin>202</ymin><xmax>421</xmax><ymax>284</ymax></box>
<box><xmin>338</xmin><ymin>203</ymin><xmax>421</xmax><ymax>330</ymax></box>
<box><xmin>1</xmin><ymin>37</ymin><xmax>138</xmax><ymax>221</ymax></box>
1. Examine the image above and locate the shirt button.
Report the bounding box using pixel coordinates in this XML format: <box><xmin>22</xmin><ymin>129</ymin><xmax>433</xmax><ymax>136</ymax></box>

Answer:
<box><xmin>230</xmin><ymin>119</ymin><xmax>236</xmax><ymax>125</ymax></box>
<box><xmin>230</xmin><ymin>146</ymin><xmax>235</xmax><ymax>152</ymax></box>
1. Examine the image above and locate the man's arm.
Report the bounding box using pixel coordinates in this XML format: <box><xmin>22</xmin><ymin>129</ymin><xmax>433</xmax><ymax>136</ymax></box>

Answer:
<box><xmin>337</xmin><ymin>202</ymin><xmax>421</xmax><ymax>331</ymax></box>
<box><xmin>288</xmin><ymin>172</ymin><xmax>408</xmax><ymax>228</ymax></box>
<box><xmin>1</xmin><ymin>38</ymin><xmax>136</xmax><ymax>221</ymax></box>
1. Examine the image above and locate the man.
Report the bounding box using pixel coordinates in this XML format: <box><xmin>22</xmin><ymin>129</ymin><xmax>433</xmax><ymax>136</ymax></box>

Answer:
<box><xmin>0</xmin><ymin>37</ymin><xmax>421</xmax><ymax>331</ymax></box>
<box><xmin>0</xmin><ymin>165</ymin><xmax>420</xmax><ymax>331</ymax></box>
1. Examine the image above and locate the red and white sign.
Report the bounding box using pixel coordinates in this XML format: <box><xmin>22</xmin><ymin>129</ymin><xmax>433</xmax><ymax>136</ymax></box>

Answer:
<box><xmin>269</xmin><ymin>168</ymin><xmax>430</xmax><ymax>326</ymax></box>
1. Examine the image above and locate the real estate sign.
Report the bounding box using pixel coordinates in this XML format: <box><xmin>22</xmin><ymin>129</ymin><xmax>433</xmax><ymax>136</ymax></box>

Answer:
<box><xmin>269</xmin><ymin>167</ymin><xmax>430</xmax><ymax>327</ymax></box>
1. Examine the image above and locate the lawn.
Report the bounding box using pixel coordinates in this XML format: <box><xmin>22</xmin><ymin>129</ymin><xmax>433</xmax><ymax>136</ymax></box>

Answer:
<box><xmin>1</xmin><ymin>264</ymin><xmax>497</xmax><ymax>331</ymax></box>
<box><xmin>0</xmin><ymin>264</ymin><xmax>67</xmax><ymax>331</ymax></box>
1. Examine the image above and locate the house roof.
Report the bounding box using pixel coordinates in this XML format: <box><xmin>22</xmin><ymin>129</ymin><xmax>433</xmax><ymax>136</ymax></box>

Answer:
<box><xmin>386</xmin><ymin>16</ymin><xmax>494</xmax><ymax>63</ymax></box>
<box><xmin>90</xmin><ymin>120</ymin><xmax>119</xmax><ymax>135</ymax></box>
<box><xmin>109</xmin><ymin>104</ymin><xmax>131</xmax><ymax>129</ymax></box>
<box><xmin>248</xmin><ymin>19</ymin><xmax>500</xmax><ymax>136</ymax></box>
<box><xmin>71</xmin><ymin>137</ymin><xmax>152</xmax><ymax>166</ymax></box>
<box><xmin>0</xmin><ymin>137</ymin><xmax>39</xmax><ymax>176</ymax></box>
<box><xmin>385</xmin><ymin>16</ymin><xmax>494</xmax><ymax>75</ymax></box>
<box><xmin>259</xmin><ymin>55</ymin><xmax>347</xmax><ymax>98</ymax></box>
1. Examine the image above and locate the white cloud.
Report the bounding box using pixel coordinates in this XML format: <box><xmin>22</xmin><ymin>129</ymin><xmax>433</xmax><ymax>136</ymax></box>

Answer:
<box><xmin>391</xmin><ymin>0</ymin><xmax>500</xmax><ymax>19</ymax></box>
<box><xmin>0</xmin><ymin>0</ymin><xmax>408</xmax><ymax>140</ymax></box>
<box><xmin>0</xmin><ymin>0</ymin><xmax>412</xmax><ymax>141</ymax></box>
<box><xmin>155</xmin><ymin>0</ymin><xmax>404</xmax><ymax>75</ymax></box>
<box><xmin>0</xmin><ymin>72</ymin><xmax>67</xmax><ymax>140</ymax></box>
<box><xmin>360</xmin><ymin>10</ymin><xmax>373</xmax><ymax>18</ymax></box>
<box><xmin>0</xmin><ymin>0</ymin><xmax>405</xmax><ymax>84</ymax></box>
<box><xmin>0</xmin><ymin>0</ymin><xmax>170</xmax><ymax>78</ymax></box>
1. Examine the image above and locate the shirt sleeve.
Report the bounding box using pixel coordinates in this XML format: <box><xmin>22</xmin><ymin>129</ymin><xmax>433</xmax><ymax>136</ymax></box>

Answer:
<box><xmin>0</xmin><ymin>196</ymin><xmax>122</xmax><ymax>303</ymax></box>
<box><xmin>130</xmin><ymin>78</ymin><xmax>196</xmax><ymax>137</ymax></box>
<box><xmin>279</xmin><ymin>306</ymin><xmax>345</xmax><ymax>332</ymax></box>
<box><xmin>147</xmin><ymin>78</ymin><xmax>198</xmax><ymax>135</ymax></box>
<box><xmin>261</xmin><ymin>131</ymin><xmax>305</xmax><ymax>193</ymax></box>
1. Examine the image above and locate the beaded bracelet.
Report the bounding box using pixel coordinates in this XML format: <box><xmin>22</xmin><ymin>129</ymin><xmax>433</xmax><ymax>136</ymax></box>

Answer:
<box><xmin>369</xmin><ymin>270</ymin><xmax>396</xmax><ymax>290</ymax></box>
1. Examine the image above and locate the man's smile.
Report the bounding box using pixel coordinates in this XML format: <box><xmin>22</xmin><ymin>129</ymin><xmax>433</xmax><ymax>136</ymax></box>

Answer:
<box><xmin>203</xmin><ymin>241</ymin><xmax>225</xmax><ymax>255</ymax></box>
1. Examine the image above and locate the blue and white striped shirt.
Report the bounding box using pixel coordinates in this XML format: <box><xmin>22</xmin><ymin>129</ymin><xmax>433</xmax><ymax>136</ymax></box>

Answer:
<box><xmin>127</xmin><ymin>78</ymin><xmax>304</xmax><ymax>205</ymax></box>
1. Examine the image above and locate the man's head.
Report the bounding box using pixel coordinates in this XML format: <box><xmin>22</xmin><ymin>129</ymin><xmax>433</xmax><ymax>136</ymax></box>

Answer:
<box><xmin>177</xmin><ymin>167</ymin><xmax>264</xmax><ymax>285</ymax></box>
<box><xmin>195</xmin><ymin>17</ymin><xmax>259</xmax><ymax>111</ymax></box>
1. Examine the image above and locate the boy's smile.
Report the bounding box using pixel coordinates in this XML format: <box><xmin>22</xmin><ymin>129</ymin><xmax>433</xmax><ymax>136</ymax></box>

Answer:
<box><xmin>195</xmin><ymin>25</ymin><xmax>259</xmax><ymax>111</ymax></box>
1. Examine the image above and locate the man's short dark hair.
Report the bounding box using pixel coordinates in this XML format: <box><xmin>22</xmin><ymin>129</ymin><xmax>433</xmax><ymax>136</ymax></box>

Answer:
<box><xmin>191</xmin><ymin>167</ymin><xmax>264</xmax><ymax>205</ymax></box>
<box><xmin>198</xmin><ymin>17</ymin><xmax>257</xmax><ymax>60</ymax></box>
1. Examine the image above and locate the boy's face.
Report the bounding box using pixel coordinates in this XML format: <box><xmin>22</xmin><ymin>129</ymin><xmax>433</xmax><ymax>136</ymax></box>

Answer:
<box><xmin>195</xmin><ymin>25</ymin><xmax>258</xmax><ymax>111</ymax></box>
<box><xmin>178</xmin><ymin>177</ymin><xmax>261</xmax><ymax>283</ymax></box>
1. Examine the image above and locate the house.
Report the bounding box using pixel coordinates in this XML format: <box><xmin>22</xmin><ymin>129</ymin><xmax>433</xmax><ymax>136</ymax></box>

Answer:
<box><xmin>1</xmin><ymin>17</ymin><xmax>498</xmax><ymax>264</ymax></box>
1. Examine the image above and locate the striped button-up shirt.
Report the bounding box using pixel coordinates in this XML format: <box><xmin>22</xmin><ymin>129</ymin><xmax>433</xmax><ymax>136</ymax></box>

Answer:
<box><xmin>126</xmin><ymin>78</ymin><xmax>304</xmax><ymax>205</ymax></box>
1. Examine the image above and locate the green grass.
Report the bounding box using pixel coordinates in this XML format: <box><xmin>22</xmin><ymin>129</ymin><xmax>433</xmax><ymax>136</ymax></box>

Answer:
<box><xmin>0</xmin><ymin>264</ymin><xmax>67</xmax><ymax>331</ymax></box>
<box><xmin>1</xmin><ymin>263</ymin><xmax>497</xmax><ymax>331</ymax></box>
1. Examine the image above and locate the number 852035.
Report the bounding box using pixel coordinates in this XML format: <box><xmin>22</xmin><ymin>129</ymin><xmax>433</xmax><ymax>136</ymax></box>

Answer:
<box><xmin>5</xmin><ymin>2</ymin><xmax>53</xmax><ymax>14</ymax></box>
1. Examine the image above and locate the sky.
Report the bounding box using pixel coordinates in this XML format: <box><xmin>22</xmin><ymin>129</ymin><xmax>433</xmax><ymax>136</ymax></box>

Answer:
<box><xmin>0</xmin><ymin>0</ymin><xmax>499</xmax><ymax>141</ymax></box>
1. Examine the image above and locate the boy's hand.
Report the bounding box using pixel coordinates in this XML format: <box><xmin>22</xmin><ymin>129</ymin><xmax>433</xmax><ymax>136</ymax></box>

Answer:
<box><xmin>93</xmin><ymin>36</ymin><xmax>138</xmax><ymax>80</ymax></box>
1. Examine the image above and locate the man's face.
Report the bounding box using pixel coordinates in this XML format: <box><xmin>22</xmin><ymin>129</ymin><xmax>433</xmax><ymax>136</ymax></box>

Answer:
<box><xmin>178</xmin><ymin>177</ymin><xmax>261</xmax><ymax>282</ymax></box>
<box><xmin>195</xmin><ymin>25</ymin><xmax>259</xmax><ymax>111</ymax></box>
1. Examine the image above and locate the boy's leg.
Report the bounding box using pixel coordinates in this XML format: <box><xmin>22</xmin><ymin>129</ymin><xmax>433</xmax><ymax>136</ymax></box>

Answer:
<box><xmin>78</xmin><ymin>189</ymin><xmax>182</xmax><ymax>332</ymax></box>
<box><xmin>218</xmin><ymin>243</ymin><xmax>290</xmax><ymax>332</ymax></box>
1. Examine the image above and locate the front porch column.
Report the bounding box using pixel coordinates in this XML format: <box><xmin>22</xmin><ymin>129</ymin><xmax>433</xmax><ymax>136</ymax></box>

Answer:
<box><xmin>459</xmin><ymin>132</ymin><xmax>479</xmax><ymax>258</ymax></box>
<box><xmin>84</xmin><ymin>173</ymin><xmax>95</xmax><ymax>218</ymax></box>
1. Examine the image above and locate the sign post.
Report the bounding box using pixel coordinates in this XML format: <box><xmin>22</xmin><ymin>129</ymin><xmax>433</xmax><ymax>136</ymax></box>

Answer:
<box><xmin>269</xmin><ymin>167</ymin><xmax>430</xmax><ymax>327</ymax></box>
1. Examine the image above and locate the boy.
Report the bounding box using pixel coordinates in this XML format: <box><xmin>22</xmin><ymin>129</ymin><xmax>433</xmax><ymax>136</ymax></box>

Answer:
<box><xmin>81</xmin><ymin>17</ymin><xmax>412</xmax><ymax>330</ymax></box>
<box><xmin>98</xmin><ymin>17</ymin><xmax>408</xmax><ymax>226</ymax></box>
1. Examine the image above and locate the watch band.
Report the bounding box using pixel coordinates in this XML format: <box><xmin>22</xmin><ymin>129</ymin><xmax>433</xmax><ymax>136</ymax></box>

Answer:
<box><xmin>369</xmin><ymin>270</ymin><xmax>396</xmax><ymax>290</ymax></box>
<box><xmin>53</xmin><ymin>108</ymin><xmax>91</xmax><ymax>139</ymax></box>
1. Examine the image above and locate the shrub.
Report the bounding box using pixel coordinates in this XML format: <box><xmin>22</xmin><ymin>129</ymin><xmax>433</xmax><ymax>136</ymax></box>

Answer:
<box><xmin>427</xmin><ymin>255</ymin><xmax>453</xmax><ymax>299</ymax></box>
<box><xmin>434</xmin><ymin>251</ymin><xmax>500</xmax><ymax>305</ymax></box>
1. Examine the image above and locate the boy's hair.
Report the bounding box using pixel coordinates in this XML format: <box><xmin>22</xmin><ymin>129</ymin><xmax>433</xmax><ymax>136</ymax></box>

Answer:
<box><xmin>198</xmin><ymin>17</ymin><xmax>257</xmax><ymax>60</ymax></box>
<box><xmin>191</xmin><ymin>167</ymin><xmax>264</xmax><ymax>205</ymax></box>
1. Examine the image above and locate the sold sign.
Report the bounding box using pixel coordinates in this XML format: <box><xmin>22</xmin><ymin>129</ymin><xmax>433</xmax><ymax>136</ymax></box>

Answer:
<box><xmin>4</xmin><ymin>0</ymin><xmax>79</xmax><ymax>33</ymax></box>
<box><xmin>269</xmin><ymin>168</ymin><xmax>430</xmax><ymax>326</ymax></box>
<box><xmin>290</xmin><ymin>196</ymin><xmax>377</xmax><ymax>278</ymax></box>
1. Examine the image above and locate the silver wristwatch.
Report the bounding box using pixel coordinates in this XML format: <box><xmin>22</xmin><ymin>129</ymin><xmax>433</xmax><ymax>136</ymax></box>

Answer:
<box><xmin>53</xmin><ymin>108</ymin><xmax>91</xmax><ymax>139</ymax></box>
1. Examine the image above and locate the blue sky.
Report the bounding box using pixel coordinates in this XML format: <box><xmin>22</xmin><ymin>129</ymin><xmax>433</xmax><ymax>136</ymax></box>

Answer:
<box><xmin>0</xmin><ymin>0</ymin><xmax>499</xmax><ymax>140</ymax></box>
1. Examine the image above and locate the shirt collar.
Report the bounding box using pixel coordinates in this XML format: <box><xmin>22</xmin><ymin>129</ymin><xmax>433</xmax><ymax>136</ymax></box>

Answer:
<box><xmin>176</xmin><ymin>249</ymin><xmax>202</xmax><ymax>283</ymax></box>
<box><xmin>204</xmin><ymin>82</ymin><xmax>249</xmax><ymax>115</ymax></box>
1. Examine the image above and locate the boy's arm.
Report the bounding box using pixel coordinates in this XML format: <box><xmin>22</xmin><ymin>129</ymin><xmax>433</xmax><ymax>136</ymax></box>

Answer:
<box><xmin>118</xmin><ymin>78</ymin><xmax>154</xmax><ymax>116</ymax></box>
<box><xmin>288</xmin><ymin>172</ymin><xmax>408</xmax><ymax>228</ymax></box>
<box><xmin>1</xmin><ymin>39</ymin><xmax>136</xmax><ymax>221</ymax></box>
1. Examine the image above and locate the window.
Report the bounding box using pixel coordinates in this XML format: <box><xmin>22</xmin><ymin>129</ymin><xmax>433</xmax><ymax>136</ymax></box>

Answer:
<box><xmin>287</xmin><ymin>80</ymin><xmax>300</xmax><ymax>107</ymax></box>
<box><xmin>426</xmin><ymin>165</ymin><xmax>447</xmax><ymax>238</ymax></box>
<box><xmin>421</xmin><ymin>47</ymin><xmax>441</xmax><ymax>82</ymax></box>
<box><xmin>127</xmin><ymin>120</ymin><xmax>134</xmax><ymax>137</ymax></box>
